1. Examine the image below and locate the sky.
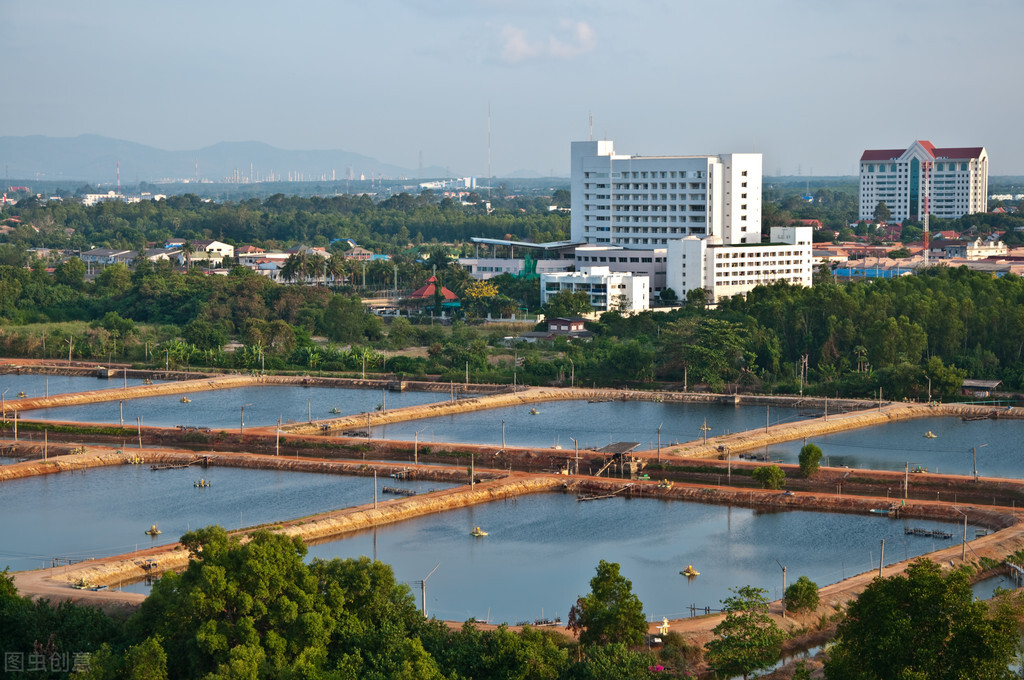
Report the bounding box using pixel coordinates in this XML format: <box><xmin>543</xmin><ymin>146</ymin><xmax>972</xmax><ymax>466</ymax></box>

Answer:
<box><xmin>3</xmin><ymin>0</ymin><xmax>1022</xmax><ymax>177</ymax></box>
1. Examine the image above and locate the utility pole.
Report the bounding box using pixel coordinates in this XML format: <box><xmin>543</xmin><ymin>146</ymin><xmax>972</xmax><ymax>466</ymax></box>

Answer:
<box><xmin>879</xmin><ymin>539</ymin><xmax>885</xmax><ymax>577</ymax></box>
<box><xmin>776</xmin><ymin>560</ymin><xmax>787</xmax><ymax>618</ymax></box>
<box><xmin>419</xmin><ymin>563</ymin><xmax>440</xmax><ymax>617</ymax></box>
<box><xmin>373</xmin><ymin>469</ymin><xmax>377</xmax><ymax>510</ymax></box>
<box><xmin>700</xmin><ymin>417</ymin><xmax>711</xmax><ymax>445</ymax></box>
<box><xmin>276</xmin><ymin>418</ymin><xmax>281</xmax><ymax>456</ymax></box>
<box><xmin>657</xmin><ymin>423</ymin><xmax>662</xmax><ymax>463</ymax></box>
<box><xmin>501</xmin><ymin>419</ymin><xmax>505</xmax><ymax>451</ymax></box>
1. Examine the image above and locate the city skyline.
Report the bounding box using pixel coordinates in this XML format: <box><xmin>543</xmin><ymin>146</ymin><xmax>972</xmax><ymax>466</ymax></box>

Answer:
<box><xmin>3</xmin><ymin>0</ymin><xmax>1022</xmax><ymax>177</ymax></box>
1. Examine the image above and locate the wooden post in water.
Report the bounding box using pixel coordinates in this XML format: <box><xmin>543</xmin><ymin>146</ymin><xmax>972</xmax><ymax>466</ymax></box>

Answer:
<box><xmin>308</xmin><ymin>399</ymin><xmax>311</xmax><ymax>423</ymax></box>
<box><xmin>373</xmin><ymin>470</ymin><xmax>377</xmax><ymax>510</ymax></box>
<box><xmin>120</xmin><ymin>400</ymin><xmax>124</xmax><ymax>427</ymax></box>
<box><xmin>276</xmin><ymin>418</ymin><xmax>281</xmax><ymax>456</ymax></box>
<box><xmin>879</xmin><ymin>539</ymin><xmax>884</xmax><ymax>577</ymax></box>
<box><xmin>137</xmin><ymin>417</ymin><xmax>142</xmax><ymax>449</ymax></box>
<box><xmin>44</xmin><ymin>429</ymin><xmax>47</xmax><ymax>460</ymax></box>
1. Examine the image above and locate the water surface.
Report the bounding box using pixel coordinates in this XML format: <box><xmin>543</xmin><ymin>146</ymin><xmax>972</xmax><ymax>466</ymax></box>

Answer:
<box><xmin>305</xmin><ymin>493</ymin><xmax>962</xmax><ymax>623</ymax></box>
<box><xmin>0</xmin><ymin>465</ymin><xmax>456</xmax><ymax>572</ymax></box>
<box><xmin>26</xmin><ymin>386</ymin><xmax>446</xmax><ymax>429</ymax></box>
<box><xmin>374</xmin><ymin>400</ymin><xmax>811</xmax><ymax>450</ymax></box>
<box><xmin>767</xmin><ymin>416</ymin><xmax>1024</xmax><ymax>478</ymax></box>
<box><xmin>0</xmin><ymin>374</ymin><xmax>160</xmax><ymax>400</ymax></box>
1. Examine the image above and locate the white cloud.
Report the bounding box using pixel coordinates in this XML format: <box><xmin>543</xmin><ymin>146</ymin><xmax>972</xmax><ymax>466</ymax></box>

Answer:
<box><xmin>498</xmin><ymin>20</ymin><xmax>596</xmax><ymax>64</ymax></box>
<box><xmin>549</xmin><ymin>21</ymin><xmax>596</xmax><ymax>59</ymax></box>
<box><xmin>499</xmin><ymin>26</ymin><xmax>540</xmax><ymax>64</ymax></box>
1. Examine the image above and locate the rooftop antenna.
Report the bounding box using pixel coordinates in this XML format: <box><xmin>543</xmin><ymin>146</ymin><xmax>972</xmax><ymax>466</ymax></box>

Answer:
<box><xmin>923</xmin><ymin>160</ymin><xmax>931</xmax><ymax>267</ymax></box>
<box><xmin>589</xmin><ymin>113</ymin><xmax>593</xmax><ymax>141</ymax></box>
<box><xmin>116</xmin><ymin>161</ymin><xmax>120</xmax><ymax>195</ymax></box>
<box><xmin>487</xmin><ymin>100</ymin><xmax>492</xmax><ymax>200</ymax></box>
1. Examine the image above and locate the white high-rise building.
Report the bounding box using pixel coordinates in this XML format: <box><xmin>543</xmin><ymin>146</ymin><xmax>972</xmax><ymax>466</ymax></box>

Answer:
<box><xmin>567</xmin><ymin>140</ymin><xmax>812</xmax><ymax>305</ymax></box>
<box><xmin>570</xmin><ymin>141</ymin><xmax>762</xmax><ymax>248</ymax></box>
<box><xmin>859</xmin><ymin>141</ymin><xmax>988</xmax><ymax>222</ymax></box>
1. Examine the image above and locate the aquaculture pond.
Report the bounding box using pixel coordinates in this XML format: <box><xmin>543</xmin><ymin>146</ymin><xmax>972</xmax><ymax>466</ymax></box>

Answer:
<box><xmin>23</xmin><ymin>385</ymin><xmax>446</xmax><ymax>429</ymax></box>
<box><xmin>0</xmin><ymin>464</ymin><xmax>458</xmax><ymax>572</ymax></box>
<box><xmin>0</xmin><ymin>374</ymin><xmax>162</xmax><ymax>400</ymax></box>
<box><xmin>372</xmin><ymin>400</ymin><xmax>813</xmax><ymax>451</ymax></box>
<box><xmin>766</xmin><ymin>415</ymin><xmax>1024</xmax><ymax>479</ymax></box>
<box><xmin>302</xmin><ymin>493</ymin><xmax>964</xmax><ymax>624</ymax></box>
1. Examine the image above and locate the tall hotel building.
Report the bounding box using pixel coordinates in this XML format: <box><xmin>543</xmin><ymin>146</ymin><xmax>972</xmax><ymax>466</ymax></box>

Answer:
<box><xmin>859</xmin><ymin>141</ymin><xmax>988</xmax><ymax>222</ymax></box>
<box><xmin>563</xmin><ymin>141</ymin><xmax>812</xmax><ymax>305</ymax></box>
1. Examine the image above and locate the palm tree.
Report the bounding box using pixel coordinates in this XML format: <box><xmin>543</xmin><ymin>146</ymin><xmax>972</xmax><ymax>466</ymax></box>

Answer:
<box><xmin>281</xmin><ymin>253</ymin><xmax>304</xmax><ymax>285</ymax></box>
<box><xmin>325</xmin><ymin>254</ymin><xmax>348</xmax><ymax>288</ymax></box>
<box><xmin>305</xmin><ymin>253</ymin><xmax>327</xmax><ymax>287</ymax></box>
<box><xmin>180</xmin><ymin>241</ymin><xmax>194</xmax><ymax>269</ymax></box>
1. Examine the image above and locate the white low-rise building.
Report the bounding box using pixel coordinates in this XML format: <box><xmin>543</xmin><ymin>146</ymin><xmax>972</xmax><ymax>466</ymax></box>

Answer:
<box><xmin>541</xmin><ymin>266</ymin><xmax>649</xmax><ymax>312</ymax></box>
<box><xmin>666</xmin><ymin>226</ymin><xmax>813</xmax><ymax>303</ymax></box>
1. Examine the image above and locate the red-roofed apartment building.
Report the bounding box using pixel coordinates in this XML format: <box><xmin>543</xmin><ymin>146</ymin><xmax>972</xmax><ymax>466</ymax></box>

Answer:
<box><xmin>859</xmin><ymin>141</ymin><xmax>988</xmax><ymax>222</ymax></box>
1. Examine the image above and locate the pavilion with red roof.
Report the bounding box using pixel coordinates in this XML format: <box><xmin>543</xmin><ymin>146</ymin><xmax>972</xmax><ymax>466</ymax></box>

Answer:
<box><xmin>409</xmin><ymin>276</ymin><xmax>459</xmax><ymax>301</ymax></box>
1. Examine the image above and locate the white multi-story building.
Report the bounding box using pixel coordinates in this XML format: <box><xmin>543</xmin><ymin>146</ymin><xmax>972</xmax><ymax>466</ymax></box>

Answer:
<box><xmin>572</xmin><ymin>245</ymin><xmax>667</xmax><ymax>294</ymax></box>
<box><xmin>541</xmin><ymin>266</ymin><xmax>649</xmax><ymax>312</ymax></box>
<box><xmin>859</xmin><ymin>141</ymin><xmax>988</xmax><ymax>222</ymax></box>
<box><xmin>570</xmin><ymin>141</ymin><xmax>762</xmax><ymax>247</ymax></box>
<box><xmin>666</xmin><ymin>226</ymin><xmax>813</xmax><ymax>303</ymax></box>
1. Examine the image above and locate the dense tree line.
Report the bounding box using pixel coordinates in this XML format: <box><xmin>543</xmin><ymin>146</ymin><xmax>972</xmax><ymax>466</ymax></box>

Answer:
<box><xmin>1</xmin><ymin>192</ymin><xmax>568</xmax><ymax>256</ymax></box>
<box><xmin>0</xmin><ymin>529</ymin><xmax>696</xmax><ymax>679</ymax></box>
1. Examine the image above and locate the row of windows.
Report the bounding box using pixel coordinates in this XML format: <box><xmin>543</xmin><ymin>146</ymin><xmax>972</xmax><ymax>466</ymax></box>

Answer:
<box><xmin>864</xmin><ymin>162</ymin><xmax>971</xmax><ymax>173</ymax></box>
<box><xmin>576</xmin><ymin>256</ymin><xmax>664</xmax><ymax>263</ymax></box>
<box><xmin>586</xmin><ymin>170</ymin><xmax>708</xmax><ymax>179</ymax></box>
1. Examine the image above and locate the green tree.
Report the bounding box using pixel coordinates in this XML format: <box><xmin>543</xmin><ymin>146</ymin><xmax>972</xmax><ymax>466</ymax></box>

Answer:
<box><xmin>784</xmin><ymin>575</ymin><xmax>819</xmax><ymax>615</ymax></box>
<box><xmin>54</xmin><ymin>257</ymin><xmax>86</xmax><ymax>289</ymax></box>
<box><xmin>873</xmin><ymin>201</ymin><xmax>891</xmax><ymax>222</ymax></box>
<box><xmin>798</xmin><ymin>443</ymin><xmax>823</xmax><ymax>478</ymax></box>
<box><xmin>825</xmin><ymin>559</ymin><xmax>1021</xmax><ymax>680</ymax></box>
<box><xmin>544</xmin><ymin>289</ymin><xmax>592</xmax><ymax>318</ymax></box>
<box><xmin>182</xmin><ymin>319</ymin><xmax>228</xmax><ymax>352</ymax></box>
<box><xmin>567</xmin><ymin>560</ymin><xmax>646</xmax><ymax>647</ymax></box>
<box><xmin>752</xmin><ymin>464</ymin><xmax>785</xmax><ymax>490</ymax></box>
<box><xmin>705</xmin><ymin>586</ymin><xmax>787</xmax><ymax>680</ymax></box>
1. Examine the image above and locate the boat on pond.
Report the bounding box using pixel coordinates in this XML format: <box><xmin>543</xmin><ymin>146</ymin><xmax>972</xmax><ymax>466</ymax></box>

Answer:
<box><xmin>329</xmin><ymin>407</ymin><xmax>341</xmax><ymax>414</ymax></box>
<box><xmin>680</xmin><ymin>564</ymin><xmax>700</xmax><ymax>577</ymax></box>
<box><xmin>471</xmin><ymin>526</ymin><xmax>488</xmax><ymax>537</ymax></box>
<box><xmin>180</xmin><ymin>396</ymin><xmax>191</xmax><ymax>403</ymax></box>
<box><xmin>529</xmin><ymin>408</ymin><xmax>539</xmax><ymax>415</ymax></box>
<box><xmin>924</xmin><ymin>431</ymin><xmax>937</xmax><ymax>438</ymax></box>
<box><xmin>145</xmin><ymin>524</ymin><xmax>162</xmax><ymax>536</ymax></box>
<box><xmin>194</xmin><ymin>478</ymin><xmax>210</xmax><ymax>488</ymax></box>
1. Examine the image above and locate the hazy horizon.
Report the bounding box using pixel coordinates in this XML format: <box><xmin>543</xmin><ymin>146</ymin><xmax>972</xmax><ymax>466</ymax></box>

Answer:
<box><xmin>4</xmin><ymin>1</ymin><xmax>1023</xmax><ymax>176</ymax></box>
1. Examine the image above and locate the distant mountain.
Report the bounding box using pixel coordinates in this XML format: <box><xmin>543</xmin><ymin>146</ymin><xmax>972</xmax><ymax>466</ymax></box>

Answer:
<box><xmin>0</xmin><ymin>135</ymin><xmax>451</xmax><ymax>184</ymax></box>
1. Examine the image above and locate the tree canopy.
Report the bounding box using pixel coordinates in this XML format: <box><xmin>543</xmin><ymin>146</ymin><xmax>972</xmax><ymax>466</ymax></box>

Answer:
<box><xmin>824</xmin><ymin>558</ymin><xmax>1022</xmax><ymax>680</ymax></box>
<box><xmin>705</xmin><ymin>585</ymin><xmax>787</xmax><ymax>680</ymax></box>
<box><xmin>567</xmin><ymin>560</ymin><xmax>647</xmax><ymax>648</ymax></box>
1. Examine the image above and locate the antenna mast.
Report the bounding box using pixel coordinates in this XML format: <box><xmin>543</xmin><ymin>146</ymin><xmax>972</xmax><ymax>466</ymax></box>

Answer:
<box><xmin>923</xmin><ymin>160</ymin><xmax>930</xmax><ymax>267</ymax></box>
<box><xmin>487</xmin><ymin>101</ymin><xmax>492</xmax><ymax>201</ymax></box>
<box><xmin>589</xmin><ymin>113</ymin><xmax>593</xmax><ymax>141</ymax></box>
<box><xmin>116</xmin><ymin>161</ymin><xmax>120</xmax><ymax>195</ymax></box>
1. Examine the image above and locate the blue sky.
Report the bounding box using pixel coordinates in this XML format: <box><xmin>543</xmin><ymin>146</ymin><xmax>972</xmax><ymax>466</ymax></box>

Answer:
<box><xmin>3</xmin><ymin>0</ymin><xmax>1021</xmax><ymax>176</ymax></box>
